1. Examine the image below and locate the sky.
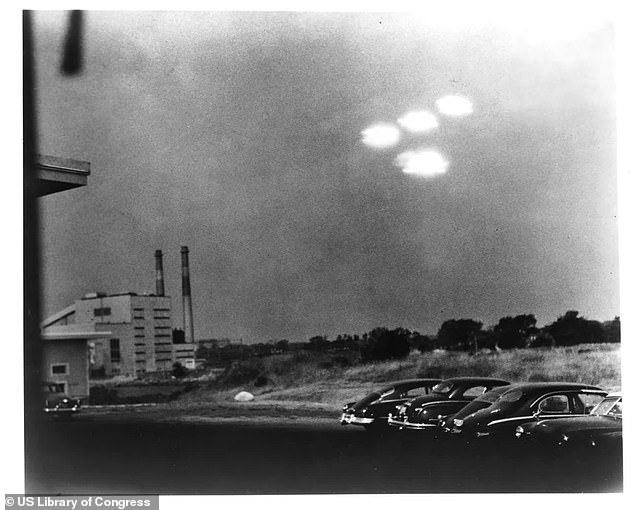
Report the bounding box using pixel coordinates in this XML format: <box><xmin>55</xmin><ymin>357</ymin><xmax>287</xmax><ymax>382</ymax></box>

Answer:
<box><xmin>33</xmin><ymin>9</ymin><xmax>619</xmax><ymax>343</ymax></box>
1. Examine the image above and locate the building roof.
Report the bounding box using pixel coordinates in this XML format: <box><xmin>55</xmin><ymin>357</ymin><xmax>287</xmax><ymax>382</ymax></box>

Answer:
<box><xmin>36</xmin><ymin>154</ymin><xmax>90</xmax><ymax>197</ymax></box>
<box><xmin>41</xmin><ymin>304</ymin><xmax>76</xmax><ymax>328</ymax></box>
<box><xmin>41</xmin><ymin>324</ymin><xmax>111</xmax><ymax>341</ymax></box>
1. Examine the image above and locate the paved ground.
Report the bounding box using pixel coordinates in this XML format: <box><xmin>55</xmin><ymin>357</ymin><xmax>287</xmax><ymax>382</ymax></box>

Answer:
<box><xmin>25</xmin><ymin>413</ymin><xmax>622</xmax><ymax>494</ymax></box>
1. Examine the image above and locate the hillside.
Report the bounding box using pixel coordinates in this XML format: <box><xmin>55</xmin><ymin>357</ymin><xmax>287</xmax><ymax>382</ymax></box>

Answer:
<box><xmin>178</xmin><ymin>343</ymin><xmax>621</xmax><ymax>411</ymax></box>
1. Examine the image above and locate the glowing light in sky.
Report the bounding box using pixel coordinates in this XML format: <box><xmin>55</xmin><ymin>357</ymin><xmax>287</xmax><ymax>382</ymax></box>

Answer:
<box><xmin>395</xmin><ymin>149</ymin><xmax>449</xmax><ymax>178</ymax></box>
<box><xmin>397</xmin><ymin>111</ymin><xmax>439</xmax><ymax>133</ymax></box>
<box><xmin>361</xmin><ymin>123</ymin><xmax>401</xmax><ymax>149</ymax></box>
<box><xmin>436</xmin><ymin>95</ymin><xmax>473</xmax><ymax>116</ymax></box>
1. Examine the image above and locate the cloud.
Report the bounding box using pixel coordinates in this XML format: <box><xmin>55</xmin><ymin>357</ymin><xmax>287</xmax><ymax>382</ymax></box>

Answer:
<box><xmin>361</xmin><ymin>123</ymin><xmax>401</xmax><ymax>149</ymax></box>
<box><xmin>397</xmin><ymin>110</ymin><xmax>439</xmax><ymax>133</ymax></box>
<box><xmin>436</xmin><ymin>95</ymin><xmax>473</xmax><ymax>116</ymax></box>
<box><xmin>394</xmin><ymin>149</ymin><xmax>449</xmax><ymax>177</ymax></box>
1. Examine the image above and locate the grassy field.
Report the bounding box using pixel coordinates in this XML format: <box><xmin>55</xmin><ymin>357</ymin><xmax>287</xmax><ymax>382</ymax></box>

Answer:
<box><xmin>177</xmin><ymin>343</ymin><xmax>621</xmax><ymax>412</ymax></box>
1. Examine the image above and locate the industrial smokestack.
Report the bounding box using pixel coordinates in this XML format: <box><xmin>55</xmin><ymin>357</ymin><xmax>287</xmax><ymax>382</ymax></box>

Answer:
<box><xmin>180</xmin><ymin>246</ymin><xmax>195</xmax><ymax>343</ymax></box>
<box><xmin>155</xmin><ymin>249</ymin><xmax>165</xmax><ymax>297</ymax></box>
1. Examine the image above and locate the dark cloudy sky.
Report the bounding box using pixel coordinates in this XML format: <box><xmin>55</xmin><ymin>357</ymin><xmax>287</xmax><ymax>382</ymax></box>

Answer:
<box><xmin>34</xmin><ymin>10</ymin><xmax>619</xmax><ymax>342</ymax></box>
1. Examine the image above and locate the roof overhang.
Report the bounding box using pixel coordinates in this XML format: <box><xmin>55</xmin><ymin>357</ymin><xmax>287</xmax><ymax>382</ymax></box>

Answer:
<box><xmin>41</xmin><ymin>324</ymin><xmax>111</xmax><ymax>342</ymax></box>
<box><xmin>41</xmin><ymin>303</ymin><xmax>77</xmax><ymax>328</ymax></box>
<box><xmin>36</xmin><ymin>154</ymin><xmax>90</xmax><ymax>197</ymax></box>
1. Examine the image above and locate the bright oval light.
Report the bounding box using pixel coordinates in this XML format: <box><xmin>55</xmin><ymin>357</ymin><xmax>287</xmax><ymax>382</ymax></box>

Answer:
<box><xmin>395</xmin><ymin>149</ymin><xmax>449</xmax><ymax>178</ymax></box>
<box><xmin>436</xmin><ymin>95</ymin><xmax>473</xmax><ymax>116</ymax></box>
<box><xmin>361</xmin><ymin>123</ymin><xmax>401</xmax><ymax>149</ymax></box>
<box><xmin>397</xmin><ymin>111</ymin><xmax>439</xmax><ymax>133</ymax></box>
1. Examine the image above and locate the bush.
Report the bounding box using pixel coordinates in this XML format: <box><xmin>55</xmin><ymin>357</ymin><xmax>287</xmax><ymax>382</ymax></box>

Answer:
<box><xmin>216</xmin><ymin>359</ymin><xmax>265</xmax><ymax>386</ymax></box>
<box><xmin>172</xmin><ymin>362</ymin><xmax>187</xmax><ymax>378</ymax></box>
<box><xmin>331</xmin><ymin>355</ymin><xmax>351</xmax><ymax>367</ymax></box>
<box><xmin>254</xmin><ymin>375</ymin><xmax>269</xmax><ymax>387</ymax></box>
<box><xmin>527</xmin><ymin>333</ymin><xmax>556</xmax><ymax>348</ymax></box>
<box><xmin>88</xmin><ymin>385</ymin><xmax>119</xmax><ymax>405</ymax></box>
<box><xmin>360</xmin><ymin>328</ymin><xmax>410</xmax><ymax>362</ymax></box>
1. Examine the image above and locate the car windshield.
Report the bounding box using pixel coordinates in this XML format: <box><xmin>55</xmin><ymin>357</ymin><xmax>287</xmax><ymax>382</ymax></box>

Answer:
<box><xmin>432</xmin><ymin>382</ymin><xmax>454</xmax><ymax>394</ymax></box>
<box><xmin>475</xmin><ymin>389</ymin><xmax>505</xmax><ymax>403</ymax></box>
<box><xmin>378</xmin><ymin>387</ymin><xmax>396</xmax><ymax>398</ymax></box>
<box><xmin>591</xmin><ymin>397</ymin><xmax>622</xmax><ymax>417</ymax></box>
<box><xmin>457</xmin><ymin>400</ymin><xmax>492</xmax><ymax>415</ymax></box>
<box><xmin>43</xmin><ymin>383</ymin><xmax>65</xmax><ymax>393</ymax></box>
<box><xmin>452</xmin><ymin>388</ymin><xmax>506</xmax><ymax>418</ymax></box>
<box><xmin>498</xmin><ymin>389</ymin><xmax>524</xmax><ymax>403</ymax></box>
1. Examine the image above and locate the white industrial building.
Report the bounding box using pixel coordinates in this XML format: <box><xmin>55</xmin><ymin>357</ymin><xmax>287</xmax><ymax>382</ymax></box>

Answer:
<box><xmin>42</xmin><ymin>248</ymin><xmax>197</xmax><ymax>378</ymax></box>
<box><xmin>43</xmin><ymin>292</ymin><xmax>196</xmax><ymax>378</ymax></box>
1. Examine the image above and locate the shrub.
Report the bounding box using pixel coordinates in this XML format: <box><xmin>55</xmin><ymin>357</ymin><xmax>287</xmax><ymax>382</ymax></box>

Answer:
<box><xmin>360</xmin><ymin>328</ymin><xmax>410</xmax><ymax>362</ymax></box>
<box><xmin>527</xmin><ymin>333</ymin><xmax>556</xmax><ymax>348</ymax></box>
<box><xmin>172</xmin><ymin>362</ymin><xmax>187</xmax><ymax>378</ymax></box>
<box><xmin>216</xmin><ymin>359</ymin><xmax>265</xmax><ymax>386</ymax></box>
<box><xmin>331</xmin><ymin>355</ymin><xmax>351</xmax><ymax>367</ymax></box>
<box><xmin>254</xmin><ymin>375</ymin><xmax>269</xmax><ymax>387</ymax></box>
<box><xmin>88</xmin><ymin>385</ymin><xmax>119</xmax><ymax>405</ymax></box>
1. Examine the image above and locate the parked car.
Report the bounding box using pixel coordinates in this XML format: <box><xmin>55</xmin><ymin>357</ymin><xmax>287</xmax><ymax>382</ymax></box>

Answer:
<box><xmin>42</xmin><ymin>382</ymin><xmax>81</xmax><ymax>416</ymax></box>
<box><xmin>340</xmin><ymin>378</ymin><xmax>441</xmax><ymax>430</ymax></box>
<box><xmin>515</xmin><ymin>392</ymin><xmax>622</xmax><ymax>451</ymax></box>
<box><xmin>443</xmin><ymin>382</ymin><xmax>606</xmax><ymax>440</ymax></box>
<box><xmin>438</xmin><ymin>384</ymin><xmax>513</xmax><ymax>429</ymax></box>
<box><xmin>387</xmin><ymin>377</ymin><xmax>511</xmax><ymax>430</ymax></box>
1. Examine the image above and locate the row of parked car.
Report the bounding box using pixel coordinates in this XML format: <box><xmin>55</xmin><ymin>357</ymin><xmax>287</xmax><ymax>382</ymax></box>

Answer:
<box><xmin>340</xmin><ymin>377</ymin><xmax>622</xmax><ymax>451</ymax></box>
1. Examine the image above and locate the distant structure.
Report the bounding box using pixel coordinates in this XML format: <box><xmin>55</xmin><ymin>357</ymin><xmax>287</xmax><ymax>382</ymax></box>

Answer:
<box><xmin>181</xmin><ymin>246</ymin><xmax>195</xmax><ymax>344</ymax></box>
<box><xmin>196</xmin><ymin>338</ymin><xmax>234</xmax><ymax>349</ymax></box>
<box><xmin>155</xmin><ymin>249</ymin><xmax>165</xmax><ymax>297</ymax></box>
<box><xmin>42</xmin><ymin>250</ymin><xmax>197</xmax><ymax>378</ymax></box>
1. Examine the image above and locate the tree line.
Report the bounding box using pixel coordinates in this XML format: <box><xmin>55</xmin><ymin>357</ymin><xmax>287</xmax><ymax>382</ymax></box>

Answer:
<box><xmin>196</xmin><ymin>311</ymin><xmax>620</xmax><ymax>366</ymax></box>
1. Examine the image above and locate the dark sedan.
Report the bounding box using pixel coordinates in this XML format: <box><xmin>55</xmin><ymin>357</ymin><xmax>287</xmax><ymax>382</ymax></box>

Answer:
<box><xmin>515</xmin><ymin>392</ymin><xmax>622</xmax><ymax>451</ymax></box>
<box><xmin>444</xmin><ymin>382</ymin><xmax>607</xmax><ymax>440</ymax></box>
<box><xmin>42</xmin><ymin>382</ymin><xmax>81</xmax><ymax>417</ymax></box>
<box><xmin>387</xmin><ymin>377</ymin><xmax>510</xmax><ymax>430</ymax></box>
<box><xmin>340</xmin><ymin>378</ymin><xmax>441</xmax><ymax>430</ymax></box>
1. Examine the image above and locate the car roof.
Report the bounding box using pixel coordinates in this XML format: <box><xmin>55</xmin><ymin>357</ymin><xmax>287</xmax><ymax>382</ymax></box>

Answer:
<box><xmin>496</xmin><ymin>382</ymin><xmax>604</xmax><ymax>395</ymax></box>
<box><xmin>390</xmin><ymin>378</ymin><xmax>442</xmax><ymax>388</ymax></box>
<box><xmin>438</xmin><ymin>377</ymin><xmax>511</xmax><ymax>385</ymax></box>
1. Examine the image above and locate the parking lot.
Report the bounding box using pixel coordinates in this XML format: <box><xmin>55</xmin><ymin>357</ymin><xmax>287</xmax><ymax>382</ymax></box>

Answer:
<box><xmin>25</xmin><ymin>416</ymin><xmax>622</xmax><ymax>494</ymax></box>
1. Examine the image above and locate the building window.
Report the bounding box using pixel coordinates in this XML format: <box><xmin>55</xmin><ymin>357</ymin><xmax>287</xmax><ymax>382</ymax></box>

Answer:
<box><xmin>110</xmin><ymin>338</ymin><xmax>121</xmax><ymax>363</ymax></box>
<box><xmin>132</xmin><ymin>307</ymin><xmax>145</xmax><ymax>319</ymax></box>
<box><xmin>51</xmin><ymin>363</ymin><xmax>68</xmax><ymax>375</ymax></box>
<box><xmin>94</xmin><ymin>307</ymin><xmax>111</xmax><ymax>317</ymax></box>
<box><xmin>153</xmin><ymin>308</ymin><xmax>170</xmax><ymax>319</ymax></box>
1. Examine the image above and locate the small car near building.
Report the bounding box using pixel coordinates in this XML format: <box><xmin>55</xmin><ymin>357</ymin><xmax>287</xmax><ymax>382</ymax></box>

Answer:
<box><xmin>443</xmin><ymin>382</ymin><xmax>606</xmax><ymax>441</ymax></box>
<box><xmin>387</xmin><ymin>377</ymin><xmax>511</xmax><ymax>431</ymax></box>
<box><xmin>42</xmin><ymin>382</ymin><xmax>82</xmax><ymax>417</ymax></box>
<box><xmin>515</xmin><ymin>392</ymin><xmax>622</xmax><ymax>452</ymax></box>
<box><xmin>340</xmin><ymin>378</ymin><xmax>441</xmax><ymax>430</ymax></box>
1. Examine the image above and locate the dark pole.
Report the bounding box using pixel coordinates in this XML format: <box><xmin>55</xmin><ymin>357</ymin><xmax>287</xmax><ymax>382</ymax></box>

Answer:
<box><xmin>23</xmin><ymin>9</ymin><xmax>43</xmax><ymax>485</ymax></box>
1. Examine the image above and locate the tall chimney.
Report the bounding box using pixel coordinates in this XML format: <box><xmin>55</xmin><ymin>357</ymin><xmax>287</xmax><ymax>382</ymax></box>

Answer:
<box><xmin>181</xmin><ymin>246</ymin><xmax>195</xmax><ymax>343</ymax></box>
<box><xmin>154</xmin><ymin>249</ymin><xmax>165</xmax><ymax>297</ymax></box>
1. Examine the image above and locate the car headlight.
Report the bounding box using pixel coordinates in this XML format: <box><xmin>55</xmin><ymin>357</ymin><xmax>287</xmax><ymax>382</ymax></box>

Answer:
<box><xmin>454</xmin><ymin>419</ymin><xmax>463</xmax><ymax>427</ymax></box>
